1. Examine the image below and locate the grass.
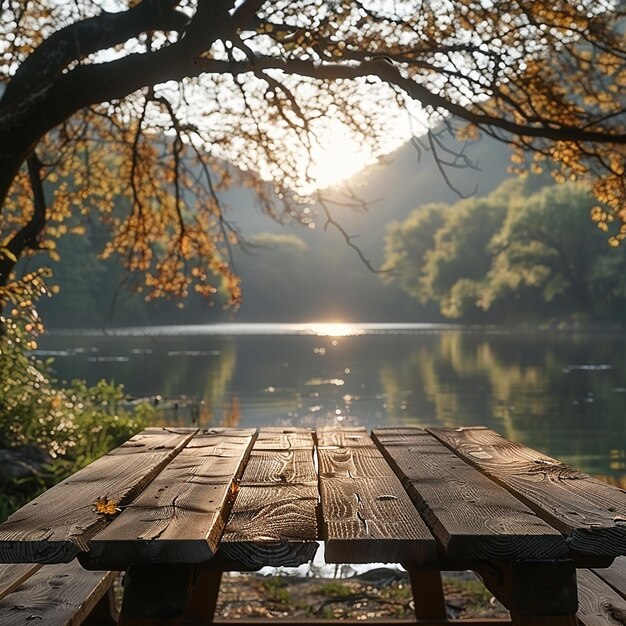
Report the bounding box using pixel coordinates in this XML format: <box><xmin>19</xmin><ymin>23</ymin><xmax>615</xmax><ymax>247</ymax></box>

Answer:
<box><xmin>443</xmin><ymin>575</ymin><xmax>494</xmax><ymax>605</ymax></box>
<box><xmin>318</xmin><ymin>581</ymin><xmax>354</xmax><ymax>597</ymax></box>
<box><xmin>260</xmin><ymin>577</ymin><xmax>292</xmax><ymax>604</ymax></box>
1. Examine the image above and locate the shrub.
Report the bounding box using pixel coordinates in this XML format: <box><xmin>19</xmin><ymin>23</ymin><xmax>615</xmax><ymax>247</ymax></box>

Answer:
<box><xmin>0</xmin><ymin>311</ymin><xmax>155</xmax><ymax>521</ymax></box>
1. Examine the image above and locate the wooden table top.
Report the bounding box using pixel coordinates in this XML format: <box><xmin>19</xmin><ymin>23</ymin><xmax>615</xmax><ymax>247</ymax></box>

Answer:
<box><xmin>0</xmin><ymin>425</ymin><xmax>624</xmax><ymax>571</ymax></box>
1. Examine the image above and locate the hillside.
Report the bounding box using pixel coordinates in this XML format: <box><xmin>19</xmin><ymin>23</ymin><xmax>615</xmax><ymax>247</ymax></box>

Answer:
<box><xmin>38</xmin><ymin>130</ymin><xmax>514</xmax><ymax>326</ymax></box>
<box><xmin>231</xmin><ymin>131</ymin><xmax>513</xmax><ymax>322</ymax></box>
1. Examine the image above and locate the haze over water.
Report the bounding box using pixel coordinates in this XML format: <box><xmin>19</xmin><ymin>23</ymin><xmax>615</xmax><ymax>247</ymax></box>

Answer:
<box><xmin>39</xmin><ymin>322</ymin><xmax>626</xmax><ymax>486</ymax></box>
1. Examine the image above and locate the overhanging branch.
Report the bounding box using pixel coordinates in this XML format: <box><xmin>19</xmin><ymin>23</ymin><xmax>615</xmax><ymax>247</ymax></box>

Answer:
<box><xmin>240</xmin><ymin>57</ymin><xmax>626</xmax><ymax>146</ymax></box>
<box><xmin>0</xmin><ymin>153</ymin><xmax>48</xmax><ymax>287</ymax></box>
<box><xmin>2</xmin><ymin>0</ymin><xmax>189</xmax><ymax>106</ymax></box>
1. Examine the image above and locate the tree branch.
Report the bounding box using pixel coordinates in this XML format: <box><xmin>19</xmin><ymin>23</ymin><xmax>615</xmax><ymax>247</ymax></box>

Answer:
<box><xmin>247</xmin><ymin>57</ymin><xmax>626</xmax><ymax>146</ymax></box>
<box><xmin>0</xmin><ymin>153</ymin><xmax>47</xmax><ymax>287</ymax></box>
<box><xmin>2</xmin><ymin>0</ymin><xmax>189</xmax><ymax>106</ymax></box>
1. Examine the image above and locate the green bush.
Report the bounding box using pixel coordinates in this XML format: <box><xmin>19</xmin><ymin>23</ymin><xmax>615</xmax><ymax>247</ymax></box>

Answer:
<box><xmin>0</xmin><ymin>313</ymin><xmax>155</xmax><ymax>521</ymax></box>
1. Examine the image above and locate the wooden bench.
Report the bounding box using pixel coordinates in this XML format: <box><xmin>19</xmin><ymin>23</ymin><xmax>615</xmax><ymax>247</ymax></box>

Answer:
<box><xmin>0</xmin><ymin>425</ymin><xmax>624</xmax><ymax>626</ymax></box>
<box><xmin>0</xmin><ymin>560</ymin><xmax>118</xmax><ymax>626</ymax></box>
<box><xmin>577</xmin><ymin>556</ymin><xmax>626</xmax><ymax>625</ymax></box>
<box><xmin>0</xmin><ymin>561</ymin><xmax>623</xmax><ymax>625</ymax></box>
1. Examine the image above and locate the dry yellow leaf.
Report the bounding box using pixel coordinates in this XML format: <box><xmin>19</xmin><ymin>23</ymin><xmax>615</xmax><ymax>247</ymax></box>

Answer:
<box><xmin>93</xmin><ymin>496</ymin><xmax>121</xmax><ymax>516</ymax></box>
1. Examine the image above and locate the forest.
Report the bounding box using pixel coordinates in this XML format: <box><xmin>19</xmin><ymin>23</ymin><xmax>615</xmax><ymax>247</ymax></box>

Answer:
<box><xmin>37</xmin><ymin>138</ymin><xmax>626</xmax><ymax>328</ymax></box>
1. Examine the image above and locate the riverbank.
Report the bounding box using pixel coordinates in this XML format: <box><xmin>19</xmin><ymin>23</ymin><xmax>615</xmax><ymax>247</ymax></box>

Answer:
<box><xmin>214</xmin><ymin>569</ymin><xmax>508</xmax><ymax>620</ymax></box>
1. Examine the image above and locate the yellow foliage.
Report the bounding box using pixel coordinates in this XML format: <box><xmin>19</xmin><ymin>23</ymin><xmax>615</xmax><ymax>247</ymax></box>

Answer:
<box><xmin>1</xmin><ymin>0</ymin><xmax>626</xmax><ymax>314</ymax></box>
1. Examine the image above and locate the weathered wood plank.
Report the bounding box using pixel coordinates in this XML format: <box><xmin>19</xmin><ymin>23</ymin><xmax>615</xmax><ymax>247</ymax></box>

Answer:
<box><xmin>242</xmin><ymin>448</ymin><xmax>317</xmax><ymax>485</ymax></box>
<box><xmin>318</xmin><ymin>428</ymin><xmax>436</xmax><ymax>564</ymax></box>
<box><xmin>253</xmin><ymin>427</ymin><xmax>314</xmax><ymax>450</ymax></box>
<box><xmin>429</xmin><ymin>427</ymin><xmax>626</xmax><ymax>556</ymax></box>
<box><xmin>0</xmin><ymin>563</ymin><xmax>41</xmax><ymax>601</ymax></box>
<box><xmin>0</xmin><ymin>560</ymin><xmax>117</xmax><ymax>626</ymax></box>
<box><xmin>219</xmin><ymin>485</ymin><xmax>319</xmax><ymax>567</ymax></box>
<box><xmin>83</xmin><ymin>429</ymin><xmax>255</xmax><ymax>568</ymax></box>
<box><xmin>372</xmin><ymin>428</ymin><xmax>567</xmax><ymax>560</ymax></box>
<box><xmin>316</xmin><ymin>427</ymin><xmax>373</xmax><ymax>449</ymax></box>
<box><xmin>592</xmin><ymin>556</ymin><xmax>626</xmax><ymax>601</ymax></box>
<box><xmin>219</xmin><ymin>427</ymin><xmax>319</xmax><ymax>568</ymax></box>
<box><xmin>576</xmin><ymin>569</ymin><xmax>626</xmax><ymax>626</ymax></box>
<box><xmin>0</xmin><ymin>428</ymin><xmax>196</xmax><ymax>563</ymax></box>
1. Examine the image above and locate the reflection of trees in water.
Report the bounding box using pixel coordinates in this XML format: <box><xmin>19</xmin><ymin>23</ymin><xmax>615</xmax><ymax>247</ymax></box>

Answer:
<box><xmin>200</xmin><ymin>341</ymin><xmax>238</xmax><ymax>428</ymax></box>
<box><xmin>220</xmin><ymin>395</ymin><xmax>242</xmax><ymax>428</ymax></box>
<box><xmin>379</xmin><ymin>333</ymin><xmax>626</xmax><ymax>479</ymax></box>
<box><xmin>156</xmin><ymin>338</ymin><xmax>238</xmax><ymax>428</ymax></box>
<box><xmin>379</xmin><ymin>333</ymin><xmax>548</xmax><ymax>432</ymax></box>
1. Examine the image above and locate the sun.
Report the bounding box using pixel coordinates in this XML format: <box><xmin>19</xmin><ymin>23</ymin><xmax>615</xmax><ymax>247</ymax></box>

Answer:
<box><xmin>308</xmin><ymin>122</ymin><xmax>376</xmax><ymax>190</ymax></box>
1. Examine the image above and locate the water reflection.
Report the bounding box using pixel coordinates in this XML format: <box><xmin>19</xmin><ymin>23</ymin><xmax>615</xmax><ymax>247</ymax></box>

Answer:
<box><xmin>308</xmin><ymin>323</ymin><xmax>362</xmax><ymax>337</ymax></box>
<box><xmin>40</xmin><ymin>325</ymin><xmax>626</xmax><ymax>482</ymax></box>
<box><xmin>378</xmin><ymin>332</ymin><xmax>626</xmax><ymax>478</ymax></box>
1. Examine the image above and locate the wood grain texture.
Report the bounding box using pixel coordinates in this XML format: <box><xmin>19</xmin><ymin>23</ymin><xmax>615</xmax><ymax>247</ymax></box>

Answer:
<box><xmin>242</xmin><ymin>448</ymin><xmax>317</xmax><ymax>485</ymax></box>
<box><xmin>317</xmin><ymin>427</ymin><xmax>373</xmax><ymax>449</ymax></box>
<box><xmin>0</xmin><ymin>560</ymin><xmax>117</xmax><ymax>626</ymax></box>
<box><xmin>372</xmin><ymin>428</ymin><xmax>567</xmax><ymax>560</ymax></box>
<box><xmin>429</xmin><ymin>427</ymin><xmax>626</xmax><ymax>556</ymax></box>
<box><xmin>0</xmin><ymin>428</ymin><xmax>196</xmax><ymax>564</ymax></box>
<box><xmin>219</xmin><ymin>428</ymin><xmax>319</xmax><ymax>568</ymax></box>
<box><xmin>318</xmin><ymin>444</ymin><xmax>394</xmax><ymax>479</ymax></box>
<box><xmin>0</xmin><ymin>563</ymin><xmax>41</xmax><ymax>601</ymax></box>
<box><xmin>253</xmin><ymin>427</ymin><xmax>314</xmax><ymax>450</ymax></box>
<box><xmin>318</xmin><ymin>428</ymin><xmax>436</xmax><ymax>564</ymax></box>
<box><xmin>84</xmin><ymin>429</ymin><xmax>255</xmax><ymax>568</ymax></box>
<box><xmin>219</xmin><ymin>485</ymin><xmax>319</xmax><ymax>568</ymax></box>
<box><xmin>576</xmin><ymin>569</ymin><xmax>626</xmax><ymax>626</ymax></box>
<box><xmin>593</xmin><ymin>556</ymin><xmax>626</xmax><ymax>601</ymax></box>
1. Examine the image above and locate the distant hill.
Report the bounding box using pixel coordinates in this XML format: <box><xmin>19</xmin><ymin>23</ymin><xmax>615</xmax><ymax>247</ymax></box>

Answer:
<box><xmin>324</xmin><ymin>129</ymin><xmax>512</xmax><ymax>234</ymax></box>
<box><xmin>227</xmin><ymin>128</ymin><xmax>513</xmax><ymax>243</ymax></box>
<box><xmin>231</xmin><ymin>129</ymin><xmax>514</xmax><ymax>322</ymax></box>
<box><xmin>38</xmin><ymin>128</ymin><xmax>516</xmax><ymax>326</ymax></box>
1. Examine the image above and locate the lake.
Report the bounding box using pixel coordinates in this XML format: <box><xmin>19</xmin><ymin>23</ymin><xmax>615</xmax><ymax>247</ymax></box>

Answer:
<box><xmin>38</xmin><ymin>322</ymin><xmax>626</xmax><ymax>485</ymax></box>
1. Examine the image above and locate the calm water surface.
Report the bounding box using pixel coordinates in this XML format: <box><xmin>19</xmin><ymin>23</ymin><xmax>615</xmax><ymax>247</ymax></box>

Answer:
<box><xmin>39</xmin><ymin>323</ymin><xmax>626</xmax><ymax>484</ymax></box>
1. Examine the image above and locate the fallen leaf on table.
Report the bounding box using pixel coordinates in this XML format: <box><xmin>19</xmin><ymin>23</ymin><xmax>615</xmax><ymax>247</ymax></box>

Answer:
<box><xmin>93</xmin><ymin>495</ymin><xmax>121</xmax><ymax>516</ymax></box>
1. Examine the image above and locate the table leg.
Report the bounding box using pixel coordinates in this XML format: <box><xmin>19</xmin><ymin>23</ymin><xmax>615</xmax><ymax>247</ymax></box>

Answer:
<box><xmin>475</xmin><ymin>560</ymin><xmax>578</xmax><ymax>625</ymax></box>
<box><xmin>404</xmin><ymin>564</ymin><xmax>447</xmax><ymax>620</ymax></box>
<box><xmin>118</xmin><ymin>564</ymin><xmax>195</xmax><ymax>626</ymax></box>
<box><xmin>183</xmin><ymin>564</ymin><xmax>223</xmax><ymax>623</ymax></box>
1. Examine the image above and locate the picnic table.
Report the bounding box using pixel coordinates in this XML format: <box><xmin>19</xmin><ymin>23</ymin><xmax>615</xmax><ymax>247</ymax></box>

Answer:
<box><xmin>0</xmin><ymin>425</ymin><xmax>625</xmax><ymax>626</ymax></box>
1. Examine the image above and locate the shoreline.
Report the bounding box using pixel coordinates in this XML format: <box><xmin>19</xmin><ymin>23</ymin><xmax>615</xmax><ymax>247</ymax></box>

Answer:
<box><xmin>213</xmin><ymin>568</ymin><xmax>508</xmax><ymax>621</ymax></box>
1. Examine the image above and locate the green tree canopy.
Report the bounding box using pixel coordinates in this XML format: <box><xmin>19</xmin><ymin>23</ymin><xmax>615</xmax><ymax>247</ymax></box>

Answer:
<box><xmin>384</xmin><ymin>178</ymin><xmax>626</xmax><ymax>322</ymax></box>
<box><xmin>493</xmin><ymin>182</ymin><xmax>626</xmax><ymax>318</ymax></box>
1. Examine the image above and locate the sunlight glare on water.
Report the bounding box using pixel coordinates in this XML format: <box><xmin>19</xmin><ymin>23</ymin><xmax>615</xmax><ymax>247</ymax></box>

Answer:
<box><xmin>307</xmin><ymin>323</ymin><xmax>363</xmax><ymax>337</ymax></box>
